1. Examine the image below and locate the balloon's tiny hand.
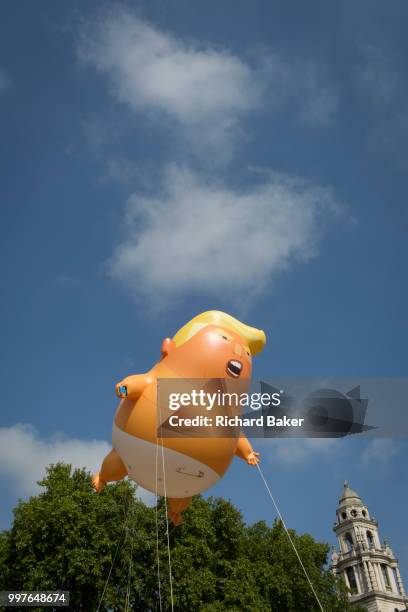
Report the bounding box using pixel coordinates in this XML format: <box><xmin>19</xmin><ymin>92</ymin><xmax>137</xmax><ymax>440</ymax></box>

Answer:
<box><xmin>115</xmin><ymin>384</ymin><xmax>128</xmax><ymax>399</ymax></box>
<box><xmin>246</xmin><ymin>451</ymin><xmax>260</xmax><ymax>465</ymax></box>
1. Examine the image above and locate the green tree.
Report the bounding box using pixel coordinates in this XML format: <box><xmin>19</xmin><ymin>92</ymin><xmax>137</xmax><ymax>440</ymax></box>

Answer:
<box><xmin>0</xmin><ymin>463</ymin><xmax>365</xmax><ymax>611</ymax></box>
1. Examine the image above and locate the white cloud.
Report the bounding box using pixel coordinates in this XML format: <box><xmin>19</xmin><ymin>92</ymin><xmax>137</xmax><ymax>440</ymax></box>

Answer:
<box><xmin>261</xmin><ymin>438</ymin><xmax>339</xmax><ymax>466</ymax></box>
<box><xmin>78</xmin><ymin>12</ymin><xmax>341</xmax><ymax>304</ymax></box>
<box><xmin>108</xmin><ymin>164</ymin><xmax>340</xmax><ymax>303</ymax></box>
<box><xmin>361</xmin><ymin>439</ymin><xmax>399</xmax><ymax>468</ymax></box>
<box><xmin>78</xmin><ymin>11</ymin><xmax>337</xmax><ymax>156</ymax></box>
<box><xmin>366</xmin><ymin>111</ymin><xmax>408</xmax><ymax>157</ymax></box>
<box><xmin>261</xmin><ymin>54</ymin><xmax>338</xmax><ymax>126</ymax></box>
<box><xmin>354</xmin><ymin>45</ymin><xmax>408</xmax><ymax>159</ymax></box>
<box><xmin>0</xmin><ymin>424</ymin><xmax>109</xmax><ymax>496</ymax></box>
<box><xmin>79</xmin><ymin>11</ymin><xmax>261</xmax><ymax>155</ymax></box>
<box><xmin>0</xmin><ymin>68</ymin><xmax>10</xmax><ymax>92</ymax></box>
<box><xmin>0</xmin><ymin>424</ymin><xmax>155</xmax><ymax>505</ymax></box>
<box><xmin>134</xmin><ymin>487</ymin><xmax>156</xmax><ymax>506</ymax></box>
<box><xmin>296</xmin><ymin>61</ymin><xmax>338</xmax><ymax>126</ymax></box>
<box><xmin>355</xmin><ymin>44</ymin><xmax>403</xmax><ymax>108</ymax></box>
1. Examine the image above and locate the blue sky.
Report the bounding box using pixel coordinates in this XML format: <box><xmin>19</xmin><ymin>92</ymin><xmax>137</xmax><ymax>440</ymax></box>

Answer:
<box><xmin>1</xmin><ymin>0</ymin><xmax>407</xmax><ymax>585</ymax></box>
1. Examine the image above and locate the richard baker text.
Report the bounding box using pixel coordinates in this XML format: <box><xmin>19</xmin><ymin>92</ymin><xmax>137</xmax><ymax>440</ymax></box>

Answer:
<box><xmin>167</xmin><ymin>414</ymin><xmax>304</xmax><ymax>428</ymax></box>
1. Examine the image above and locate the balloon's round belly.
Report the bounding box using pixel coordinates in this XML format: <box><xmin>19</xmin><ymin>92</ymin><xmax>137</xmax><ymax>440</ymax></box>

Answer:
<box><xmin>113</xmin><ymin>422</ymin><xmax>225</xmax><ymax>498</ymax></box>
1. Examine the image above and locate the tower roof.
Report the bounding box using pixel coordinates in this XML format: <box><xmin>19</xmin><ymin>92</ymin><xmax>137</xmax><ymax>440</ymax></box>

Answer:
<box><xmin>338</xmin><ymin>480</ymin><xmax>364</xmax><ymax>507</ymax></box>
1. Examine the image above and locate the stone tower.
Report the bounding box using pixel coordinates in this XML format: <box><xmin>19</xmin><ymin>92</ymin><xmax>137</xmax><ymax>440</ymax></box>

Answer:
<box><xmin>331</xmin><ymin>481</ymin><xmax>408</xmax><ymax>611</ymax></box>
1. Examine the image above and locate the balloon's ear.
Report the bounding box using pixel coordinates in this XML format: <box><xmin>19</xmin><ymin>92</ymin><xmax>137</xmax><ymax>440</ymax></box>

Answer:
<box><xmin>161</xmin><ymin>338</ymin><xmax>176</xmax><ymax>359</ymax></box>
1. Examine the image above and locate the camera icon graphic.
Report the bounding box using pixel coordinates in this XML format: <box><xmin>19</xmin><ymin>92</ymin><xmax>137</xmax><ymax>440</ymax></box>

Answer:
<box><xmin>260</xmin><ymin>382</ymin><xmax>374</xmax><ymax>438</ymax></box>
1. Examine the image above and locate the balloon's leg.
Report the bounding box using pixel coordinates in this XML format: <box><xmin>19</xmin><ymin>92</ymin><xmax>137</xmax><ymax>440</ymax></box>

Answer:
<box><xmin>92</xmin><ymin>448</ymin><xmax>127</xmax><ymax>492</ymax></box>
<box><xmin>167</xmin><ymin>497</ymin><xmax>192</xmax><ymax>526</ymax></box>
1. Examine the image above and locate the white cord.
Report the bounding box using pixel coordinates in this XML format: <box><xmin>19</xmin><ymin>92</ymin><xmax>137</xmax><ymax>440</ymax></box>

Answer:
<box><xmin>158</xmin><ymin>402</ymin><xmax>175</xmax><ymax>612</ymax></box>
<box><xmin>155</xmin><ymin>436</ymin><xmax>163</xmax><ymax>612</ymax></box>
<box><xmin>256</xmin><ymin>463</ymin><xmax>325</xmax><ymax>612</ymax></box>
<box><xmin>124</xmin><ymin>527</ymin><xmax>134</xmax><ymax>612</ymax></box>
<box><xmin>96</xmin><ymin>496</ymin><xmax>129</xmax><ymax>612</ymax></box>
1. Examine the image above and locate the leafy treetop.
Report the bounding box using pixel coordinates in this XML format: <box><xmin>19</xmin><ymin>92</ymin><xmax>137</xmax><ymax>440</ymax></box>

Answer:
<box><xmin>0</xmin><ymin>463</ymin><xmax>365</xmax><ymax>611</ymax></box>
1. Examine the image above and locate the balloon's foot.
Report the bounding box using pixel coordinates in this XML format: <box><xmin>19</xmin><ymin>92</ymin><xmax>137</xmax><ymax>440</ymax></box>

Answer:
<box><xmin>168</xmin><ymin>511</ymin><xmax>183</xmax><ymax>526</ymax></box>
<box><xmin>92</xmin><ymin>473</ymin><xmax>105</xmax><ymax>493</ymax></box>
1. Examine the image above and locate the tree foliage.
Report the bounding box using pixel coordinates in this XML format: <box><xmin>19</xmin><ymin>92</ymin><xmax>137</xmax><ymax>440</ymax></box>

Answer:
<box><xmin>0</xmin><ymin>464</ymin><xmax>363</xmax><ymax>611</ymax></box>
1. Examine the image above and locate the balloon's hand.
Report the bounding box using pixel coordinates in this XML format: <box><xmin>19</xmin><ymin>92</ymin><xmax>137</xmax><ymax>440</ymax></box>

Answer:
<box><xmin>115</xmin><ymin>374</ymin><xmax>152</xmax><ymax>400</ymax></box>
<box><xmin>115</xmin><ymin>384</ymin><xmax>128</xmax><ymax>399</ymax></box>
<box><xmin>246</xmin><ymin>451</ymin><xmax>260</xmax><ymax>466</ymax></box>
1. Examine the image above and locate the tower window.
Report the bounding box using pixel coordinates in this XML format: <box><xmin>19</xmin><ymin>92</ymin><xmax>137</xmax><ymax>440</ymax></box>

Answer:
<box><xmin>381</xmin><ymin>564</ymin><xmax>391</xmax><ymax>589</ymax></box>
<box><xmin>351</xmin><ymin>509</ymin><xmax>358</xmax><ymax>517</ymax></box>
<box><xmin>362</xmin><ymin>510</ymin><xmax>367</xmax><ymax>517</ymax></box>
<box><xmin>366</xmin><ymin>531</ymin><xmax>374</xmax><ymax>548</ymax></box>
<box><xmin>346</xmin><ymin>566</ymin><xmax>358</xmax><ymax>594</ymax></box>
<box><xmin>359</xmin><ymin>563</ymin><xmax>367</xmax><ymax>591</ymax></box>
<box><xmin>344</xmin><ymin>532</ymin><xmax>354</xmax><ymax>552</ymax></box>
<box><xmin>342</xmin><ymin>511</ymin><xmax>347</xmax><ymax>520</ymax></box>
<box><xmin>392</xmin><ymin>567</ymin><xmax>401</xmax><ymax>595</ymax></box>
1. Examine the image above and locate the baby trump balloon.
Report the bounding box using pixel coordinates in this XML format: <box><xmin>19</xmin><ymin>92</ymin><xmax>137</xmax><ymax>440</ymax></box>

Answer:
<box><xmin>92</xmin><ymin>311</ymin><xmax>266</xmax><ymax>525</ymax></box>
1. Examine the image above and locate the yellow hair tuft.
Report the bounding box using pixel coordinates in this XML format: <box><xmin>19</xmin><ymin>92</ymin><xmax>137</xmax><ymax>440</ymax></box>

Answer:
<box><xmin>172</xmin><ymin>311</ymin><xmax>266</xmax><ymax>356</ymax></box>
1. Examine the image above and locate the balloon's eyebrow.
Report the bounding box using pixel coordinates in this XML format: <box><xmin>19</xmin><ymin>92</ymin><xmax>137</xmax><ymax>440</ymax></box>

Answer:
<box><xmin>214</xmin><ymin>328</ymin><xmax>233</xmax><ymax>339</ymax></box>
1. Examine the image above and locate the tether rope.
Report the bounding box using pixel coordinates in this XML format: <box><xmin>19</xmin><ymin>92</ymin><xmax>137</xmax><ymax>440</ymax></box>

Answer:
<box><xmin>124</xmin><ymin>521</ymin><xmax>134</xmax><ymax>612</ymax></box>
<box><xmin>256</xmin><ymin>463</ymin><xmax>325</xmax><ymax>612</ymax></box>
<box><xmin>96</xmin><ymin>493</ymin><xmax>130</xmax><ymax>612</ymax></box>
<box><xmin>155</xmin><ymin>434</ymin><xmax>163</xmax><ymax>612</ymax></box>
<box><xmin>158</xmin><ymin>402</ymin><xmax>175</xmax><ymax>612</ymax></box>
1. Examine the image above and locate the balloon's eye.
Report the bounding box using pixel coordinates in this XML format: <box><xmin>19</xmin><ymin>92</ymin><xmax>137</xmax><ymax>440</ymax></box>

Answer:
<box><xmin>246</xmin><ymin>351</ymin><xmax>250</xmax><ymax>357</ymax></box>
<box><xmin>215</xmin><ymin>330</ymin><xmax>231</xmax><ymax>342</ymax></box>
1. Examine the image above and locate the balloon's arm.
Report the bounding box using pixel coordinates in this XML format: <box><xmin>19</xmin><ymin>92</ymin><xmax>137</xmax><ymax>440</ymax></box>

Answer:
<box><xmin>235</xmin><ymin>434</ymin><xmax>260</xmax><ymax>465</ymax></box>
<box><xmin>115</xmin><ymin>373</ymin><xmax>153</xmax><ymax>400</ymax></box>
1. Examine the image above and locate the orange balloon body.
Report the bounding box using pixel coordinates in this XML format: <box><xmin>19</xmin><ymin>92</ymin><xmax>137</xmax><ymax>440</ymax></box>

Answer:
<box><xmin>112</xmin><ymin>324</ymin><xmax>254</xmax><ymax>498</ymax></box>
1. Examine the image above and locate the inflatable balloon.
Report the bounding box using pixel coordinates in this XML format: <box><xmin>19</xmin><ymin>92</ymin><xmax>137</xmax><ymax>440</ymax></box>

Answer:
<box><xmin>92</xmin><ymin>311</ymin><xmax>266</xmax><ymax>525</ymax></box>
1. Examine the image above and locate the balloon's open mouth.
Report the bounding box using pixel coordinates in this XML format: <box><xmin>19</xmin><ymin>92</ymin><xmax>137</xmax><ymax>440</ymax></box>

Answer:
<box><xmin>226</xmin><ymin>359</ymin><xmax>243</xmax><ymax>378</ymax></box>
